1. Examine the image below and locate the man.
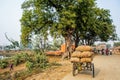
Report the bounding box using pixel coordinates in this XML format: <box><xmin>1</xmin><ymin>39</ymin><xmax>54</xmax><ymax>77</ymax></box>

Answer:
<box><xmin>10</xmin><ymin>63</ymin><xmax>14</xmax><ymax>71</ymax></box>
<box><xmin>106</xmin><ymin>48</ymin><xmax>109</xmax><ymax>55</ymax></box>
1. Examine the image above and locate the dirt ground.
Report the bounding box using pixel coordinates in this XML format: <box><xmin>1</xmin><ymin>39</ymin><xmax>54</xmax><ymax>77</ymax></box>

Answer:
<box><xmin>25</xmin><ymin>59</ymin><xmax>72</xmax><ymax>80</ymax></box>
<box><xmin>62</xmin><ymin>54</ymin><xmax>120</xmax><ymax>80</ymax></box>
<box><xmin>0</xmin><ymin>63</ymin><xmax>25</xmax><ymax>74</ymax></box>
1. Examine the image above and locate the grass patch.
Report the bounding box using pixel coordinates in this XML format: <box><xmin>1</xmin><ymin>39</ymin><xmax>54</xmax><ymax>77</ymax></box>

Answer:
<box><xmin>0</xmin><ymin>62</ymin><xmax>62</xmax><ymax>80</ymax></box>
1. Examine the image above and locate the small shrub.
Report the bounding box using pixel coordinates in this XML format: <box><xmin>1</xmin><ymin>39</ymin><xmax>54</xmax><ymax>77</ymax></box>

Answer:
<box><xmin>0</xmin><ymin>59</ymin><xmax>8</xmax><ymax>69</ymax></box>
<box><xmin>34</xmin><ymin>53</ymin><xmax>48</xmax><ymax>68</ymax></box>
<box><xmin>34</xmin><ymin>49</ymin><xmax>41</xmax><ymax>54</ymax></box>
<box><xmin>26</xmin><ymin>61</ymin><xmax>34</xmax><ymax>71</ymax></box>
<box><xmin>21</xmin><ymin>53</ymin><xmax>30</xmax><ymax>62</ymax></box>
<box><xmin>13</xmin><ymin>54</ymin><xmax>21</xmax><ymax>66</ymax></box>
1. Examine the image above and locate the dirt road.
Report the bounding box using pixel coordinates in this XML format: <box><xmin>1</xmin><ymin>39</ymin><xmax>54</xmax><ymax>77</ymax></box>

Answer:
<box><xmin>62</xmin><ymin>54</ymin><xmax>120</xmax><ymax>80</ymax></box>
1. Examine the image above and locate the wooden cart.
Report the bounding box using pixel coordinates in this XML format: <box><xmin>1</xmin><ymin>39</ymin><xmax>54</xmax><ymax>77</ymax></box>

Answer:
<box><xmin>72</xmin><ymin>61</ymin><xmax>95</xmax><ymax>77</ymax></box>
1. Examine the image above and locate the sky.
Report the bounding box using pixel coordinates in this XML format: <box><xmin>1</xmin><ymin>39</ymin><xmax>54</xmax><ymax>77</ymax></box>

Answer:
<box><xmin>0</xmin><ymin>0</ymin><xmax>24</xmax><ymax>45</ymax></box>
<box><xmin>0</xmin><ymin>0</ymin><xmax>120</xmax><ymax>45</ymax></box>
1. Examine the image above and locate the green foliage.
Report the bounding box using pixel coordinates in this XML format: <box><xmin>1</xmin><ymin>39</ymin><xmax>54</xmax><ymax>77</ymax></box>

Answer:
<box><xmin>46</xmin><ymin>37</ymin><xmax>64</xmax><ymax>51</ymax></box>
<box><xmin>22</xmin><ymin>50</ymin><xmax>49</xmax><ymax>71</ymax></box>
<box><xmin>26</xmin><ymin>61</ymin><xmax>34</xmax><ymax>71</ymax></box>
<box><xmin>0</xmin><ymin>59</ymin><xmax>8</xmax><ymax>69</ymax></box>
<box><xmin>0</xmin><ymin>53</ymin><xmax>32</xmax><ymax>69</ymax></box>
<box><xmin>13</xmin><ymin>54</ymin><xmax>21</xmax><ymax>66</ymax></box>
<box><xmin>33</xmin><ymin>49</ymin><xmax>41</xmax><ymax>54</ymax></box>
<box><xmin>12</xmin><ymin>53</ymin><xmax>31</xmax><ymax>66</ymax></box>
<box><xmin>21</xmin><ymin>53</ymin><xmax>31</xmax><ymax>61</ymax></box>
<box><xmin>35</xmin><ymin>53</ymin><xmax>48</xmax><ymax>68</ymax></box>
<box><xmin>73</xmin><ymin>0</ymin><xmax>117</xmax><ymax>46</ymax></box>
<box><xmin>0</xmin><ymin>51</ymin><xmax>49</xmax><ymax>71</ymax></box>
<box><xmin>5</xmin><ymin>33</ymin><xmax>20</xmax><ymax>49</ymax></box>
<box><xmin>114</xmin><ymin>42</ymin><xmax>120</xmax><ymax>47</ymax></box>
<box><xmin>106</xmin><ymin>44</ymin><xmax>111</xmax><ymax>48</ymax></box>
<box><xmin>32</xmin><ymin>34</ymin><xmax>48</xmax><ymax>51</ymax></box>
<box><xmin>0</xmin><ymin>51</ymin><xmax>62</xmax><ymax>80</ymax></box>
<box><xmin>20</xmin><ymin>0</ymin><xmax>117</xmax><ymax>49</ymax></box>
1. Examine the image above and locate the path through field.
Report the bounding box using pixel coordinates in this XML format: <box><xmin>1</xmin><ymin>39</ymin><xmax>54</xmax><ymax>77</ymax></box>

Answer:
<box><xmin>0</xmin><ymin>63</ymin><xmax>25</xmax><ymax>74</ymax></box>
<box><xmin>62</xmin><ymin>54</ymin><xmax>120</xmax><ymax>80</ymax></box>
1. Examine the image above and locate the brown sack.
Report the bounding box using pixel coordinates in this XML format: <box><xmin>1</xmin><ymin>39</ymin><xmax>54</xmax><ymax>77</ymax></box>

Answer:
<box><xmin>81</xmin><ymin>51</ymin><xmax>94</xmax><ymax>57</ymax></box>
<box><xmin>70</xmin><ymin>57</ymin><xmax>80</xmax><ymax>62</ymax></box>
<box><xmin>71</xmin><ymin>51</ymin><xmax>82</xmax><ymax>57</ymax></box>
<box><xmin>75</xmin><ymin>45</ymin><xmax>92</xmax><ymax>51</ymax></box>
<box><xmin>81</xmin><ymin>58</ymin><xmax>92</xmax><ymax>62</ymax></box>
<box><xmin>80</xmin><ymin>58</ymin><xmax>86</xmax><ymax>62</ymax></box>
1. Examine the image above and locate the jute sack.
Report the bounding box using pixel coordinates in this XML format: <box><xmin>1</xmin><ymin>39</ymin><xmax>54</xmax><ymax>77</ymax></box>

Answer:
<box><xmin>71</xmin><ymin>51</ymin><xmax>82</xmax><ymax>57</ymax></box>
<box><xmin>75</xmin><ymin>45</ymin><xmax>92</xmax><ymax>51</ymax></box>
<box><xmin>81</xmin><ymin>51</ymin><xmax>94</xmax><ymax>57</ymax></box>
<box><xmin>70</xmin><ymin>57</ymin><xmax>80</xmax><ymax>62</ymax></box>
<box><xmin>81</xmin><ymin>58</ymin><xmax>92</xmax><ymax>62</ymax></box>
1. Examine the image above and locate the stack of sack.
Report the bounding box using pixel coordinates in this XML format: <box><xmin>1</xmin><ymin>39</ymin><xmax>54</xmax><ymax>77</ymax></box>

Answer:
<box><xmin>70</xmin><ymin>45</ymin><xmax>94</xmax><ymax>63</ymax></box>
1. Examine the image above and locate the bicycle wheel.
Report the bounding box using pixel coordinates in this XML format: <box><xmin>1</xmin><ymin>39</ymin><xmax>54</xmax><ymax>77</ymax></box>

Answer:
<box><xmin>91</xmin><ymin>63</ymin><xmax>95</xmax><ymax>78</ymax></box>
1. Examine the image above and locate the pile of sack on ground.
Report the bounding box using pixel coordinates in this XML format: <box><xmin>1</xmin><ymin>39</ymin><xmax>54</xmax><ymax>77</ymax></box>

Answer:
<box><xmin>70</xmin><ymin>45</ymin><xmax>94</xmax><ymax>63</ymax></box>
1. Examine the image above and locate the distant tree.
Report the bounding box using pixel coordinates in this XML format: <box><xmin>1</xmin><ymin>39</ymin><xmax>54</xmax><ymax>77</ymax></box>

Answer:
<box><xmin>114</xmin><ymin>42</ymin><xmax>120</xmax><ymax>47</ymax></box>
<box><xmin>32</xmin><ymin>34</ymin><xmax>47</xmax><ymax>51</ymax></box>
<box><xmin>5</xmin><ymin>33</ymin><xmax>19</xmax><ymax>50</ymax></box>
<box><xmin>106</xmin><ymin>44</ymin><xmax>111</xmax><ymax>48</ymax></box>
<box><xmin>49</xmin><ymin>36</ymin><xmax>64</xmax><ymax>50</ymax></box>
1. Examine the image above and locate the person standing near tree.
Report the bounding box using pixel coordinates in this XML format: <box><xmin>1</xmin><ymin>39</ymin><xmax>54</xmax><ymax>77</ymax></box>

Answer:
<box><xmin>9</xmin><ymin>62</ymin><xmax>14</xmax><ymax>71</ymax></box>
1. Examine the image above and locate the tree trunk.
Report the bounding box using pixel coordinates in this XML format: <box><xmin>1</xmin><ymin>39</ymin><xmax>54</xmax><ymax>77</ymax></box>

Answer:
<box><xmin>62</xmin><ymin>34</ymin><xmax>72</xmax><ymax>60</ymax></box>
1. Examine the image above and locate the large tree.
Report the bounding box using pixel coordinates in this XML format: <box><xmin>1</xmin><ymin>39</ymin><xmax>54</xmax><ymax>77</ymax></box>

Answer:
<box><xmin>21</xmin><ymin>0</ymin><xmax>77</xmax><ymax>58</ymax></box>
<box><xmin>20</xmin><ymin>0</ymin><xmax>117</xmax><ymax>58</ymax></box>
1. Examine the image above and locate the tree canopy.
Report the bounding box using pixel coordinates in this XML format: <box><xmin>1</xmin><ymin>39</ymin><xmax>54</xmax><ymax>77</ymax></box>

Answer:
<box><xmin>20</xmin><ymin>0</ymin><xmax>117</xmax><ymax>51</ymax></box>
